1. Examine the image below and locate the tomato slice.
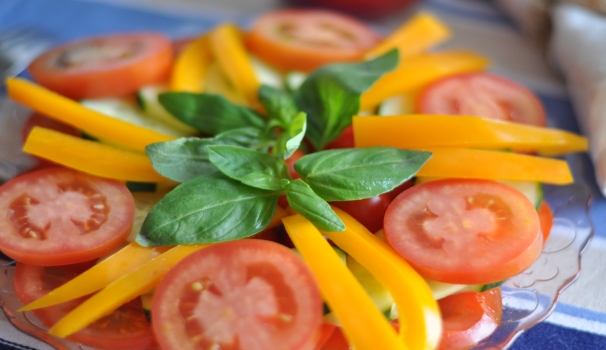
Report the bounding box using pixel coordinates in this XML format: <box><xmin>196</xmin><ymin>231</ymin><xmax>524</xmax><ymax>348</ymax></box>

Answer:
<box><xmin>538</xmin><ymin>201</ymin><xmax>553</xmax><ymax>244</ymax></box>
<box><xmin>325</xmin><ymin>126</ymin><xmax>355</xmax><ymax>150</ymax></box>
<box><xmin>28</xmin><ymin>32</ymin><xmax>173</xmax><ymax>99</ymax></box>
<box><xmin>245</xmin><ymin>9</ymin><xmax>380</xmax><ymax>72</ymax></box>
<box><xmin>437</xmin><ymin>288</ymin><xmax>503</xmax><ymax>350</ymax></box>
<box><xmin>0</xmin><ymin>168</ymin><xmax>134</xmax><ymax>265</ymax></box>
<box><xmin>384</xmin><ymin>179</ymin><xmax>542</xmax><ymax>284</ymax></box>
<box><xmin>416</xmin><ymin>73</ymin><xmax>547</xmax><ymax>126</ymax></box>
<box><xmin>14</xmin><ymin>262</ymin><xmax>156</xmax><ymax>349</ymax></box>
<box><xmin>152</xmin><ymin>239</ymin><xmax>323</xmax><ymax>350</ymax></box>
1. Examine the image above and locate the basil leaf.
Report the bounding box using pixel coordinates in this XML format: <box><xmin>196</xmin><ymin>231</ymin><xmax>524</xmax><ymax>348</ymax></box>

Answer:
<box><xmin>286</xmin><ymin>179</ymin><xmax>345</xmax><ymax>232</ymax></box>
<box><xmin>295</xmin><ymin>147</ymin><xmax>432</xmax><ymax>201</ymax></box>
<box><xmin>146</xmin><ymin>128</ymin><xmax>262</xmax><ymax>183</ymax></box>
<box><xmin>274</xmin><ymin>112</ymin><xmax>307</xmax><ymax>160</ymax></box>
<box><xmin>258</xmin><ymin>85</ymin><xmax>299</xmax><ymax>126</ymax></box>
<box><xmin>159</xmin><ymin>92</ymin><xmax>266</xmax><ymax>135</ymax></box>
<box><xmin>295</xmin><ymin>50</ymin><xmax>398</xmax><ymax>150</ymax></box>
<box><xmin>207</xmin><ymin>145</ymin><xmax>290</xmax><ymax>191</ymax></box>
<box><xmin>136</xmin><ymin>174</ymin><xmax>279</xmax><ymax>246</ymax></box>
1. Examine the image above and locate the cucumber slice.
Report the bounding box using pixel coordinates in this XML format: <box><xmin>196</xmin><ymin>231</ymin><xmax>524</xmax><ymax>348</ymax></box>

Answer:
<box><xmin>136</xmin><ymin>85</ymin><xmax>197</xmax><ymax>135</ymax></box>
<box><xmin>377</xmin><ymin>94</ymin><xmax>415</xmax><ymax>116</ymax></box>
<box><xmin>425</xmin><ymin>279</ymin><xmax>484</xmax><ymax>300</ymax></box>
<box><xmin>251</xmin><ymin>55</ymin><xmax>283</xmax><ymax>89</ymax></box>
<box><xmin>284</xmin><ymin>71</ymin><xmax>307</xmax><ymax>92</ymax></box>
<box><xmin>81</xmin><ymin>98</ymin><xmax>191</xmax><ymax>137</ymax></box>
<box><xmin>128</xmin><ymin>190</ymin><xmax>169</xmax><ymax>242</ymax></box>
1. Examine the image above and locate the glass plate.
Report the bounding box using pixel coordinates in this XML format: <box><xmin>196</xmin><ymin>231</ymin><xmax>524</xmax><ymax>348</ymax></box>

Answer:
<box><xmin>0</xmin><ymin>101</ymin><xmax>595</xmax><ymax>349</ymax></box>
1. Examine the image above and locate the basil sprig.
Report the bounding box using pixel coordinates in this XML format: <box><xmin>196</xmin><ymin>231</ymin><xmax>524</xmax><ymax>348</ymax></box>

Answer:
<box><xmin>135</xmin><ymin>50</ymin><xmax>426</xmax><ymax>247</ymax></box>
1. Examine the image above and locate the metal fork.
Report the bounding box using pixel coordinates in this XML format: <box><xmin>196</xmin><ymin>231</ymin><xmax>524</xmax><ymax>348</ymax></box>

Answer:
<box><xmin>0</xmin><ymin>27</ymin><xmax>54</xmax><ymax>83</ymax></box>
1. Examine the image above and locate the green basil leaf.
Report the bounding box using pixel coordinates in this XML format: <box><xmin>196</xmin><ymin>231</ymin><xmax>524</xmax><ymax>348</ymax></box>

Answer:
<box><xmin>136</xmin><ymin>174</ymin><xmax>279</xmax><ymax>246</ymax></box>
<box><xmin>158</xmin><ymin>92</ymin><xmax>266</xmax><ymax>135</ymax></box>
<box><xmin>295</xmin><ymin>147</ymin><xmax>432</xmax><ymax>201</ymax></box>
<box><xmin>274</xmin><ymin>112</ymin><xmax>307</xmax><ymax>160</ymax></box>
<box><xmin>286</xmin><ymin>179</ymin><xmax>345</xmax><ymax>232</ymax></box>
<box><xmin>146</xmin><ymin>128</ymin><xmax>262</xmax><ymax>183</ymax></box>
<box><xmin>294</xmin><ymin>50</ymin><xmax>398</xmax><ymax>150</ymax></box>
<box><xmin>207</xmin><ymin>145</ymin><xmax>290</xmax><ymax>191</ymax></box>
<box><xmin>258</xmin><ymin>85</ymin><xmax>299</xmax><ymax>126</ymax></box>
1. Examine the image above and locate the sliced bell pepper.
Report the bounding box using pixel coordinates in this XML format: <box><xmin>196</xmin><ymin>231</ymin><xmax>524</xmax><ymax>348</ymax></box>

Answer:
<box><xmin>361</xmin><ymin>51</ymin><xmax>490</xmax><ymax>110</ymax></box>
<box><xmin>19</xmin><ymin>243</ymin><xmax>166</xmax><ymax>312</ymax></box>
<box><xmin>169</xmin><ymin>34</ymin><xmax>213</xmax><ymax>92</ymax></box>
<box><xmin>49</xmin><ymin>244</ymin><xmax>208</xmax><ymax>338</ymax></box>
<box><xmin>353</xmin><ymin>114</ymin><xmax>588</xmax><ymax>155</ymax></box>
<box><xmin>324</xmin><ymin>207</ymin><xmax>442</xmax><ymax>350</ymax></box>
<box><xmin>7</xmin><ymin>78</ymin><xmax>174</xmax><ymax>153</ymax></box>
<box><xmin>23</xmin><ymin>126</ymin><xmax>168</xmax><ymax>182</ymax></box>
<box><xmin>416</xmin><ymin>147</ymin><xmax>574</xmax><ymax>184</ymax></box>
<box><xmin>365</xmin><ymin>12</ymin><xmax>450</xmax><ymax>60</ymax></box>
<box><xmin>209</xmin><ymin>24</ymin><xmax>260</xmax><ymax>107</ymax></box>
<box><xmin>282</xmin><ymin>214</ymin><xmax>404</xmax><ymax>350</ymax></box>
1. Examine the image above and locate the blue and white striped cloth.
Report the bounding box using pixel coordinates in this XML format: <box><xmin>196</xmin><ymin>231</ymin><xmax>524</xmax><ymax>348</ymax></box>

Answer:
<box><xmin>0</xmin><ymin>0</ymin><xmax>605</xmax><ymax>349</ymax></box>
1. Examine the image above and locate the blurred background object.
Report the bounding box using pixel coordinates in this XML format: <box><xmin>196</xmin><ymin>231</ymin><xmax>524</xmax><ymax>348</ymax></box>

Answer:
<box><xmin>286</xmin><ymin>0</ymin><xmax>420</xmax><ymax>19</ymax></box>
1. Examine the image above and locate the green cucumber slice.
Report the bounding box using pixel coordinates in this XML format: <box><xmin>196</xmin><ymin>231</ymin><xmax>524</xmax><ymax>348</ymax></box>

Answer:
<box><xmin>251</xmin><ymin>55</ymin><xmax>283</xmax><ymax>89</ymax></box>
<box><xmin>136</xmin><ymin>85</ymin><xmax>198</xmax><ymax>135</ymax></box>
<box><xmin>377</xmin><ymin>94</ymin><xmax>414</xmax><ymax>116</ymax></box>
<box><xmin>284</xmin><ymin>71</ymin><xmax>307</xmax><ymax>92</ymax></box>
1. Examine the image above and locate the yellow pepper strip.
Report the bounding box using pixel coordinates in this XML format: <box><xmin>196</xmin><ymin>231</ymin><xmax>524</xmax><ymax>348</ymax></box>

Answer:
<box><xmin>282</xmin><ymin>215</ymin><xmax>404</xmax><ymax>350</ymax></box>
<box><xmin>209</xmin><ymin>24</ymin><xmax>260</xmax><ymax>107</ymax></box>
<box><xmin>49</xmin><ymin>244</ymin><xmax>207</xmax><ymax>338</ymax></box>
<box><xmin>19</xmin><ymin>243</ymin><xmax>167</xmax><ymax>312</ymax></box>
<box><xmin>365</xmin><ymin>12</ymin><xmax>450</xmax><ymax>60</ymax></box>
<box><xmin>7</xmin><ymin>78</ymin><xmax>174</xmax><ymax>152</ymax></box>
<box><xmin>416</xmin><ymin>147</ymin><xmax>573</xmax><ymax>184</ymax></box>
<box><xmin>324</xmin><ymin>207</ymin><xmax>442</xmax><ymax>350</ymax></box>
<box><xmin>169</xmin><ymin>34</ymin><xmax>213</xmax><ymax>92</ymax></box>
<box><xmin>353</xmin><ymin>115</ymin><xmax>588</xmax><ymax>155</ymax></box>
<box><xmin>361</xmin><ymin>51</ymin><xmax>490</xmax><ymax>110</ymax></box>
<box><xmin>23</xmin><ymin>127</ymin><xmax>168</xmax><ymax>183</ymax></box>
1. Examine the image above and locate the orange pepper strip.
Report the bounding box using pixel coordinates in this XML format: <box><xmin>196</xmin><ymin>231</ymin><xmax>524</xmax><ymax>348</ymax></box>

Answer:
<box><xmin>365</xmin><ymin>12</ymin><xmax>451</xmax><ymax>60</ymax></box>
<box><xmin>49</xmin><ymin>244</ymin><xmax>208</xmax><ymax>338</ymax></box>
<box><xmin>23</xmin><ymin>127</ymin><xmax>167</xmax><ymax>182</ymax></box>
<box><xmin>7</xmin><ymin>78</ymin><xmax>174</xmax><ymax>152</ymax></box>
<box><xmin>282</xmin><ymin>214</ymin><xmax>405</xmax><ymax>350</ymax></box>
<box><xmin>360</xmin><ymin>51</ymin><xmax>490</xmax><ymax>110</ymax></box>
<box><xmin>209</xmin><ymin>24</ymin><xmax>260</xmax><ymax>107</ymax></box>
<box><xmin>353</xmin><ymin>115</ymin><xmax>588</xmax><ymax>155</ymax></box>
<box><xmin>169</xmin><ymin>34</ymin><xmax>213</xmax><ymax>92</ymax></box>
<box><xmin>19</xmin><ymin>243</ymin><xmax>167</xmax><ymax>311</ymax></box>
<box><xmin>416</xmin><ymin>147</ymin><xmax>573</xmax><ymax>184</ymax></box>
<box><xmin>324</xmin><ymin>207</ymin><xmax>442</xmax><ymax>350</ymax></box>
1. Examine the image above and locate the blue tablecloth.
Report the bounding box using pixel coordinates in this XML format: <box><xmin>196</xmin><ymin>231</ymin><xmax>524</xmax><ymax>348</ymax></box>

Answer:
<box><xmin>0</xmin><ymin>0</ymin><xmax>605</xmax><ymax>349</ymax></box>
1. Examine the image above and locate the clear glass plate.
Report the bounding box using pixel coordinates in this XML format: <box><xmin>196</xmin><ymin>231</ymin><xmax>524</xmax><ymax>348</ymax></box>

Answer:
<box><xmin>0</xmin><ymin>101</ymin><xmax>595</xmax><ymax>349</ymax></box>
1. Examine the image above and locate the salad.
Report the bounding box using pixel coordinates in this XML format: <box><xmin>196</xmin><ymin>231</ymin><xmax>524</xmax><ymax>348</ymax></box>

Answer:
<box><xmin>0</xmin><ymin>8</ymin><xmax>589</xmax><ymax>350</ymax></box>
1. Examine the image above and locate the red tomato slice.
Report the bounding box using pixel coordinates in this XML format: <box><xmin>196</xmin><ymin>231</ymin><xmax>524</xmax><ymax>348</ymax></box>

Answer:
<box><xmin>245</xmin><ymin>10</ymin><xmax>380</xmax><ymax>72</ymax></box>
<box><xmin>384</xmin><ymin>179</ymin><xmax>542</xmax><ymax>284</ymax></box>
<box><xmin>0</xmin><ymin>168</ymin><xmax>134</xmax><ymax>265</ymax></box>
<box><xmin>417</xmin><ymin>73</ymin><xmax>547</xmax><ymax>126</ymax></box>
<box><xmin>317</xmin><ymin>326</ymin><xmax>349</xmax><ymax>350</ymax></box>
<box><xmin>332</xmin><ymin>193</ymin><xmax>392</xmax><ymax>233</ymax></box>
<box><xmin>14</xmin><ymin>262</ymin><xmax>155</xmax><ymax>349</ymax></box>
<box><xmin>437</xmin><ymin>288</ymin><xmax>503</xmax><ymax>350</ymax></box>
<box><xmin>152</xmin><ymin>239</ymin><xmax>323</xmax><ymax>350</ymax></box>
<box><xmin>325</xmin><ymin>126</ymin><xmax>355</xmax><ymax>150</ymax></box>
<box><xmin>28</xmin><ymin>32</ymin><xmax>173</xmax><ymax>99</ymax></box>
<box><xmin>538</xmin><ymin>201</ymin><xmax>553</xmax><ymax>244</ymax></box>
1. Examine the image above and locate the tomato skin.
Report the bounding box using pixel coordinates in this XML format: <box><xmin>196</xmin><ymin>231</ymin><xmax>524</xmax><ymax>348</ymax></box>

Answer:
<box><xmin>417</xmin><ymin>73</ymin><xmax>547</xmax><ymax>127</ymax></box>
<box><xmin>317</xmin><ymin>326</ymin><xmax>349</xmax><ymax>350</ymax></box>
<box><xmin>28</xmin><ymin>32</ymin><xmax>173</xmax><ymax>99</ymax></box>
<box><xmin>0</xmin><ymin>168</ymin><xmax>134</xmax><ymax>265</ymax></box>
<box><xmin>152</xmin><ymin>239</ymin><xmax>322</xmax><ymax>350</ymax></box>
<box><xmin>538</xmin><ymin>201</ymin><xmax>553</xmax><ymax>244</ymax></box>
<box><xmin>384</xmin><ymin>179</ymin><xmax>542</xmax><ymax>284</ymax></box>
<box><xmin>14</xmin><ymin>262</ymin><xmax>156</xmax><ymax>350</ymax></box>
<box><xmin>437</xmin><ymin>288</ymin><xmax>503</xmax><ymax>350</ymax></box>
<box><xmin>386</xmin><ymin>179</ymin><xmax>413</xmax><ymax>201</ymax></box>
<box><xmin>285</xmin><ymin>149</ymin><xmax>306</xmax><ymax>180</ymax></box>
<box><xmin>245</xmin><ymin>9</ymin><xmax>380</xmax><ymax>72</ymax></box>
<box><xmin>332</xmin><ymin>193</ymin><xmax>391</xmax><ymax>233</ymax></box>
<box><xmin>325</xmin><ymin>126</ymin><xmax>355</xmax><ymax>150</ymax></box>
